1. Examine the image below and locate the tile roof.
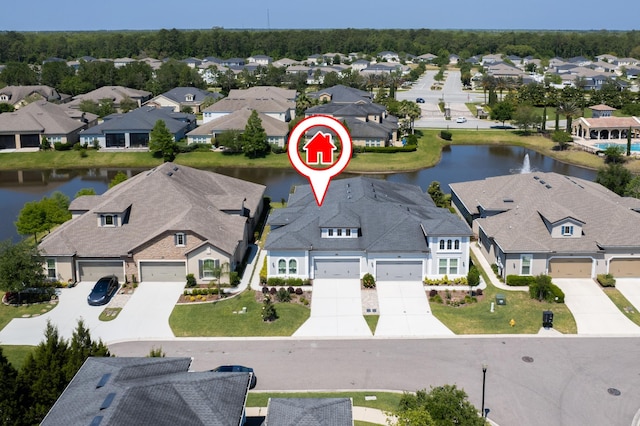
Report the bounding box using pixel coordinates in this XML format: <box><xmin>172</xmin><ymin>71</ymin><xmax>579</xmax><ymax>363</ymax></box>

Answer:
<box><xmin>579</xmin><ymin>116</ymin><xmax>640</xmax><ymax>128</ymax></box>
<box><xmin>41</xmin><ymin>357</ymin><xmax>250</xmax><ymax>426</ymax></box>
<box><xmin>265</xmin><ymin>398</ymin><xmax>353</xmax><ymax>426</ymax></box>
<box><xmin>0</xmin><ymin>100</ymin><xmax>88</xmax><ymax>134</ymax></box>
<box><xmin>266</xmin><ymin>177</ymin><xmax>471</xmax><ymax>253</ymax></box>
<box><xmin>40</xmin><ymin>162</ymin><xmax>265</xmax><ymax>257</ymax></box>
<box><xmin>450</xmin><ymin>172</ymin><xmax>640</xmax><ymax>254</ymax></box>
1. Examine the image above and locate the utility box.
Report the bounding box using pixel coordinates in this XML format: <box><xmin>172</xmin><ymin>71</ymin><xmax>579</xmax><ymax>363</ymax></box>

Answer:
<box><xmin>543</xmin><ymin>310</ymin><xmax>554</xmax><ymax>328</ymax></box>
<box><xmin>495</xmin><ymin>294</ymin><xmax>506</xmax><ymax>305</ymax></box>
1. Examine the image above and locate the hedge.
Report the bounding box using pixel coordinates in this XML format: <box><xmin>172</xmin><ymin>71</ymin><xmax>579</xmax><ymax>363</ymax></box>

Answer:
<box><xmin>440</xmin><ymin>130</ymin><xmax>452</xmax><ymax>141</ymax></box>
<box><xmin>353</xmin><ymin>145</ymin><xmax>417</xmax><ymax>154</ymax></box>
<box><xmin>549</xmin><ymin>283</ymin><xmax>565</xmax><ymax>303</ymax></box>
<box><xmin>266</xmin><ymin>277</ymin><xmax>310</xmax><ymax>286</ymax></box>
<box><xmin>597</xmin><ymin>273</ymin><xmax>616</xmax><ymax>287</ymax></box>
<box><xmin>506</xmin><ymin>275</ymin><xmax>535</xmax><ymax>286</ymax></box>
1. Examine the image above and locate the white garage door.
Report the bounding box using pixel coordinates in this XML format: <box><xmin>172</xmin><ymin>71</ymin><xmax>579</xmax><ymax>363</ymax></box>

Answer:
<box><xmin>314</xmin><ymin>259</ymin><xmax>360</xmax><ymax>279</ymax></box>
<box><xmin>78</xmin><ymin>261</ymin><xmax>124</xmax><ymax>282</ymax></box>
<box><xmin>140</xmin><ymin>261</ymin><xmax>186</xmax><ymax>282</ymax></box>
<box><xmin>377</xmin><ymin>261</ymin><xmax>423</xmax><ymax>281</ymax></box>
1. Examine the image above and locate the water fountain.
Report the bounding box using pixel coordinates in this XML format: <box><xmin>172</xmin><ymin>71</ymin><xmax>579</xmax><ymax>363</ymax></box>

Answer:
<box><xmin>520</xmin><ymin>153</ymin><xmax>531</xmax><ymax>174</ymax></box>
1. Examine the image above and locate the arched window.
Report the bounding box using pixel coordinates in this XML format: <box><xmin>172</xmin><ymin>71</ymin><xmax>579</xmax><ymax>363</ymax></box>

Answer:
<box><xmin>439</xmin><ymin>240</ymin><xmax>445</xmax><ymax>250</ymax></box>
<box><xmin>447</xmin><ymin>239</ymin><xmax>452</xmax><ymax>250</ymax></box>
<box><xmin>278</xmin><ymin>259</ymin><xmax>286</xmax><ymax>274</ymax></box>
<box><xmin>454</xmin><ymin>240</ymin><xmax>460</xmax><ymax>250</ymax></box>
<box><xmin>289</xmin><ymin>259</ymin><xmax>297</xmax><ymax>274</ymax></box>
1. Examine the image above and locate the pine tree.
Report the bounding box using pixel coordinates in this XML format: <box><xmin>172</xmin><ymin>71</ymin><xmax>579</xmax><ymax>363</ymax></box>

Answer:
<box><xmin>242</xmin><ymin>110</ymin><xmax>269</xmax><ymax>158</ymax></box>
<box><xmin>149</xmin><ymin>119</ymin><xmax>177</xmax><ymax>162</ymax></box>
<box><xmin>65</xmin><ymin>319</ymin><xmax>110</xmax><ymax>380</ymax></box>
<box><xmin>262</xmin><ymin>295</ymin><xmax>278</xmax><ymax>322</ymax></box>
<box><xmin>0</xmin><ymin>346</ymin><xmax>19</xmax><ymax>424</ymax></box>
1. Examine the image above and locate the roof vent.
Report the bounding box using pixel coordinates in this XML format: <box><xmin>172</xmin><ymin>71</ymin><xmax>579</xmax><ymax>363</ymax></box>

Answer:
<box><xmin>503</xmin><ymin>198</ymin><xmax>514</xmax><ymax>203</ymax></box>
<box><xmin>545</xmin><ymin>184</ymin><xmax>552</xmax><ymax>189</ymax></box>
<box><xmin>167</xmin><ymin>172</ymin><xmax>173</xmax><ymax>176</ymax></box>
<box><xmin>96</xmin><ymin>373</ymin><xmax>111</xmax><ymax>389</ymax></box>
<box><xmin>539</xmin><ymin>180</ymin><xmax>545</xmax><ymax>184</ymax></box>
<box><xmin>533</xmin><ymin>176</ymin><xmax>540</xmax><ymax>180</ymax></box>
<box><xmin>173</xmin><ymin>166</ymin><xmax>179</xmax><ymax>171</ymax></box>
<box><xmin>100</xmin><ymin>393</ymin><xmax>116</xmax><ymax>410</ymax></box>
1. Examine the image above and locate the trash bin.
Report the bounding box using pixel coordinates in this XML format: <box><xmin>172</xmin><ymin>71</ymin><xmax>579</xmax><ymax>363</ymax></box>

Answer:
<box><xmin>543</xmin><ymin>310</ymin><xmax>554</xmax><ymax>328</ymax></box>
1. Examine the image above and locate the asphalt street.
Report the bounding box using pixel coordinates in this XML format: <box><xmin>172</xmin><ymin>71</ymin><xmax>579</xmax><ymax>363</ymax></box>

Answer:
<box><xmin>111</xmin><ymin>337</ymin><xmax>640</xmax><ymax>426</ymax></box>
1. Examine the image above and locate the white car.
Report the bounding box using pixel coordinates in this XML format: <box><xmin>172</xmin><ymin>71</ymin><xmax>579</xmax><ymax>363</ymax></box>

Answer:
<box><xmin>456</xmin><ymin>117</ymin><xmax>467</xmax><ymax>123</ymax></box>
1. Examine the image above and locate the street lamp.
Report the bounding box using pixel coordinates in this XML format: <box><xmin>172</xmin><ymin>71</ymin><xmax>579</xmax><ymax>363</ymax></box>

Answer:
<box><xmin>481</xmin><ymin>364</ymin><xmax>488</xmax><ymax>418</ymax></box>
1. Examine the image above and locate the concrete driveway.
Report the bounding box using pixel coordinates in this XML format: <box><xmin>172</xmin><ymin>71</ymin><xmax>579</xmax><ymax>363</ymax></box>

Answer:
<box><xmin>614</xmin><ymin>278</ymin><xmax>640</xmax><ymax>314</ymax></box>
<box><xmin>293</xmin><ymin>279</ymin><xmax>371</xmax><ymax>337</ymax></box>
<box><xmin>0</xmin><ymin>281</ymin><xmax>184</xmax><ymax>345</ymax></box>
<box><xmin>553</xmin><ymin>278</ymin><xmax>640</xmax><ymax>335</ymax></box>
<box><xmin>374</xmin><ymin>281</ymin><xmax>453</xmax><ymax>337</ymax></box>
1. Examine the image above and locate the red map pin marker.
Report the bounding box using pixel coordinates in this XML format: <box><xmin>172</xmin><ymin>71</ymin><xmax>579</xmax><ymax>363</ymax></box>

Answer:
<box><xmin>288</xmin><ymin>115</ymin><xmax>352</xmax><ymax>206</ymax></box>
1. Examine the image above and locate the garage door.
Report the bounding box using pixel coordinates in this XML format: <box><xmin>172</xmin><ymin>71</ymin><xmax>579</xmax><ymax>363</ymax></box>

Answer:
<box><xmin>139</xmin><ymin>261</ymin><xmax>186</xmax><ymax>282</ymax></box>
<box><xmin>78</xmin><ymin>261</ymin><xmax>124</xmax><ymax>282</ymax></box>
<box><xmin>377</xmin><ymin>261</ymin><xmax>423</xmax><ymax>281</ymax></box>
<box><xmin>609</xmin><ymin>259</ymin><xmax>640</xmax><ymax>277</ymax></box>
<box><xmin>548</xmin><ymin>258</ymin><xmax>592</xmax><ymax>278</ymax></box>
<box><xmin>314</xmin><ymin>259</ymin><xmax>360</xmax><ymax>279</ymax></box>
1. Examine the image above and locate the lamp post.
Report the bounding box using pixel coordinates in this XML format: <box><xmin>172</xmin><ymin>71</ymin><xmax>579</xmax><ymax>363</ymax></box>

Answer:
<box><xmin>481</xmin><ymin>364</ymin><xmax>488</xmax><ymax>418</ymax></box>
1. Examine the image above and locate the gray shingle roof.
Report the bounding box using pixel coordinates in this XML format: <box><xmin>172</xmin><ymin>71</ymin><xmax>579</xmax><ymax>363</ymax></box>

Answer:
<box><xmin>307</xmin><ymin>85</ymin><xmax>372</xmax><ymax>103</ymax></box>
<box><xmin>450</xmin><ymin>172</ymin><xmax>640</xmax><ymax>254</ymax></box>
<box><xmin>40</xmin><ymin>163</ymin><xmax>265</xmax><ymax>257</ymax></box>
<box><xmin>158</xmin><ymin>87</ymin><xmax>220</xmax><ymax>104</ymax></box>
<box><xmin>80</xmin><ymin>106</ymin><xmax>195</xmax><ymax>136</ymax></box>
<box><xmin>265</xmin><ymin>398</ymin><xmax>353</xmax><ymax>426</ymax></box>
<box><xmin>42</xmin><ymin>357</ymin><xmax>250</xmax><ymax>426</ymax></box>
<box><xmin>266</xmin><ymin>177</ymin><xmax>471</xmax><ymax>253</ymax></box>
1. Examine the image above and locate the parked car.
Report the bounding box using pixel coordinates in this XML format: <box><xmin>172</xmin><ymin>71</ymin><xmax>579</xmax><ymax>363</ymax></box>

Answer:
<box><xmin>211</xmin><ymin>365</ymin><xmax>257</xmax><ymax>389</ymax></box>
<box><xmin>87</xmin><ymin>275</ymin><xmax>119</xmax><ymax>306</ymax></box>
<box><xmin>416</xmin><ymin>97</ymin><xmax>425</xmax><ymax>103</ymax></box>
<box><xmin>456</xmin><ymin>117</ymin><xmax>467</xmax><ymax>123</ymax></box>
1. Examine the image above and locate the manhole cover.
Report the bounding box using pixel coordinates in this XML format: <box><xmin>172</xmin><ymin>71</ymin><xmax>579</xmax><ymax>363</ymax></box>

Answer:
<box><xmin>522</xmin><ymin>356</ymin><xmax>534</xmax><ymax>363</ymax></box>
<box><xmin>608</xmin><ymin>388</ymin><xmax>621</xmax><ymax>396</ymax></box>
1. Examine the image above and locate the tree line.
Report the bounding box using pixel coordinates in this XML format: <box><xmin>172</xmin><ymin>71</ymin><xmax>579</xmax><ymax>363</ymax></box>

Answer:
<box><xmin>1</xmin><ymin>28</ymin><xmax>640</xmax><ymax>64</ymax></box>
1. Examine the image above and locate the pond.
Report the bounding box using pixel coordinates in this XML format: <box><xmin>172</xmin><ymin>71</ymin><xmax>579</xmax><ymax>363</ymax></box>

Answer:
<box><xmin>0</xmin><ymin>145</ymin><xmax>597</xmax><ymax>242</ymax></box>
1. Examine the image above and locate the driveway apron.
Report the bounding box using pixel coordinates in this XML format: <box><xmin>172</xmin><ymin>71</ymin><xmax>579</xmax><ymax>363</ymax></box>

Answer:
<box><xmin>613</xmin><ymin>279</ymin><xmax>640</xmax><ymax>315</ymax></box>
<box><xmin>293</xmin><ymin>279</ymin><xmax>371</xmax><ymax>337</ymax></box>
<box><xmin>375</xmin><ymin>281</ymin><xmax>453</xmax><ymax>337</ymax></box>
<box><xmin>554</xmin><ymin>278</ymin><xmax>639</xmax><ymax>335</ymax></box>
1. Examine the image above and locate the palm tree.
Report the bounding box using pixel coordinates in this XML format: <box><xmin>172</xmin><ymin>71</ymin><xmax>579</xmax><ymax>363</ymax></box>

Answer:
<box><xmin>495</xmin><ymin>77</ymin><xmax>508</xmax><ymax>100</ymax></box>
<box><xmin>211</xmin><ymin>262</ymin><xmax>229</xmax><ymax>299</ymax></box>
<box><xmin>556</xmin><ymin>101</ymin><xmax>581</xmax><ymax>134</ymax></box>
<box><xmin>481</xmin><ymin>75</ymin><xmax>496</xmax><ymax>105</ymax></box>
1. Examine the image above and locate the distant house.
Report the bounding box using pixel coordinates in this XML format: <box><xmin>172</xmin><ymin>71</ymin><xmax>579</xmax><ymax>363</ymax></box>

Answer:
<box><xmin>247</xmin><ymin>54</ymin><xmax>273</xmax><ymax>65</ymax></box>
<box><xmin>350</xmin><ymin>59</ymin><xmax>370</xmax><ymax>71</ymax></box>
<box><xmin>0</xmin><ymin>101</ymin><xmax>96</xmax><ymax>150</ymax></box>
<box><xmin>450</xmin><ymin>172</ymin><xmax>640</xmax><ymax>279</ymax></box>
<box><xmin>378</xmin><ymin>51</ymin><xmax>399</xmax><ymax>62</ymax></box>
<box><xmin>181</xmin><ymin>57</ymin><xmax>202</xmax><ymax>68</ymax></box>
<box><xmin>146</xmin><ymin>87</ymin><xmax>220</xmax><ymax>113</ymax></box>
<box><xmin>187</xmin><ymin>107</ymin><xmax>289</xmax><ymax>147</ymax></box>
<box><xmin>113</xmin><ymin>57</ymin><xmax>136</xmax><ymax>68</ymax></box>
<box><xmin>417</xmin><ymin>53</ymin><xmax>437</xmax><ymax>63</ymax></box>
<box><xmin>272</xmin><ymin>57</ymin><xmax>299</xmax><ymax>68</ymax></box>
<box><xmin>202</xmin><ymin>86</ymin><xmax>295</xmax><ymax>124</ymax></box>
<box><xmin>42</xmin><ymin>357</ymin><xmax>252</xmax><ymax>426</ymax></box>
<box><xmin>221</xmin><ymin>57</ymin><xmax>245</xmax><ymax>67</ymax></box>
<box><xmin>572</xmin><ymin>104</ymin><xmax>640</xmax><ymax>140</ymax></box>
<box><xmin>78</xmin><ymin>106</ymin><xmax>195</xmax><ymax>148</ymax></box>
<box><xmin>0</xmin><ymin>85</ymin><xmax>66</xmax><ymax>109</ymax></box>
<box><xmin>67</xmin><ymin>86</ymin><xmax>152</xmax><ymax>112</ymax></box>
<box><xmin>39</xmin><ymin>162</ymin><xmax>265</xmax><ymax>284</ymax></box>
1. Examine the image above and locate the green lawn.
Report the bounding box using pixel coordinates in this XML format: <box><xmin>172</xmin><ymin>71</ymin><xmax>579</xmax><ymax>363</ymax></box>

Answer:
<box><xmin>169</xmin><ymin>290</ymin><xmax>310</xmax><ymax>337</ymax></box>
<box><xmin>247</xmin><ymin>391</ymin><xmax>402</xmax><ymax>413</ymax></box>
<box><xmin>364</xmin><ymin>315</ymin><xmax>379</xmax><ymax>334</ymax></box>
<box><xmin>0</xmin><ymin>345</ymin><xmax>35</xmax><ymax>370</ymax></box>
<box><xmin>430</xmin><ymin>275</ymin><xmax>577</xmax><ymax>334</ymax></box>
<box><xmin>602</xmin><ymin>287</ymin><xmax>640</xmax><ymax>326</ymax></box>
<box><xmin>0</xmin><ymin>292</ymin><xmax>57</xmax><ymax>331</ymax></box>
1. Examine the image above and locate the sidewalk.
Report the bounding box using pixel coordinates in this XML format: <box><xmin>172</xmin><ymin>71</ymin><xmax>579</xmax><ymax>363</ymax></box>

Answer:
<box><xmin>245</xmin><ymin>405</ymin><xmax>392</xmax><ymax>424</ymax></box>
<box><xmin>469</xmin><ymin>243</ymin><xmax>528</xmax><ymax>292</ymax></box>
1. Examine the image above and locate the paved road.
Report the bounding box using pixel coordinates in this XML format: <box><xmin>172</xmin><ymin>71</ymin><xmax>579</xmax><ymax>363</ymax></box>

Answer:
<box><xmin>110</xmin><ymin>337</ymin><xmax>640</xmax><ymax>426</ymax></box>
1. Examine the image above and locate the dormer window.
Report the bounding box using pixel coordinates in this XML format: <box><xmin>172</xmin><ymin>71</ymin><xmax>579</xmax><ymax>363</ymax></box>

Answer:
<box><xmin>175</xmin><ymin>232</ymin><xmax>186</xmax><ymax>247</ymax></box>
<box><xmin>100</xmin><ymin>214</ymin><xmax>117</xmax><ymax>227</ymax></box>
<box><xmin>562</xmin><ymin>225</ymin><xmax>574</xmax><ymax>236</ymax></box>
<box><xmin>185</xmin><ymin>94</ymin><xmax>194</xmax><ymax>102</ymax></box>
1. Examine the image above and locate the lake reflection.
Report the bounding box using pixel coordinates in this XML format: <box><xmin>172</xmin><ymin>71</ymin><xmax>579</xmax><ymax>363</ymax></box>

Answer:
<box><xmin>0</xmin><ymin>145</ymin><xmax>597</xmax><ymax>242</ymax></box>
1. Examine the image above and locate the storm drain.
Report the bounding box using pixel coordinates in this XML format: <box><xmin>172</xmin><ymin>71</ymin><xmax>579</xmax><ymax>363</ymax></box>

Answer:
<box><xmin>607</xmin><ymin>388</ymin><xmax>621</xmax><ymax>396</ymax></box>
<box><xmin>521</xmin><ymin>356</ymin><xmax>534</xmax><ymax>363</ymax></box>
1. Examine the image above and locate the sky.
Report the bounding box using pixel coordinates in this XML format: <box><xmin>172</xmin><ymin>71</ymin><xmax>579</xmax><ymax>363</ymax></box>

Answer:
<box><xmin>5</xmin><ymin>0</ymin><xmax>640</xmax><ymax>32</ymax></box>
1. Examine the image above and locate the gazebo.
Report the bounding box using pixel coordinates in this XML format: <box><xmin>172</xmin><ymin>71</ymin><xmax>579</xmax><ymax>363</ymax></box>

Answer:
<box><xmin>572</xmin><ymin>104</ymin><xmax>640</xmax><ymax>140</ymax></box>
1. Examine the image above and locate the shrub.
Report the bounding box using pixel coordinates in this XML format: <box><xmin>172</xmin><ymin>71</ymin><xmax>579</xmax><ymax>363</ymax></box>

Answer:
<box><xmin>287</xmin><ymin>286</ymin><xmax>295</xmax><ymax>293</ymax></box>
<box><xmin>597</xmin><ymin>273</ymin><xmax>616</xmax><ymax>287</ymax></box>
<box><xmin>261</xmin><ymin>286</ymin><xmax>269</xmax><ymax>294</ymax></box>
<box><xmin>440</xmin><ymin>130</ymin><xmax>452</xmax><ymax>141</ymax></box>
<box><xmin>54</xmin><ymin>141</ymin><xmax>74</xmax><ymax>151</ymax></box>
<box><xmin>269</xmin><ymin>287</ymin><xmax>277</xmax><ymax>295</ymax></box>
<box><xmin>186</xmin><ymin>273</ymin><xmax>197</xmax><ymax>287</ymax></box>
<box><xmin>506</xmin><ymin>275</ymin><xmax>536</xmax><ymax>286</ymax></box>
<box><xmin>300</xmin><ymin>296</ymin><xmax>309</xmax><ymax>306</ymax></box>
<box><xmin>491</xmin><ymin>263</ymin><xmax>499</xmax><ymax>275</ymax></box>
<box><xmin>295</xmin><ymin>287</ymin><xmax>303</xmax><ymax>295</ymax></box>
<box><xmin>475</xmin><ymin>288</ymin><xmax>483</xmax><ymax>296</ymax></box>
<box><xmin>229</xmin><ymin>271</ymin><xmax>240</xmax><ymax>286</ymax></box>
<box><xmin>362</xmin><ymin>273</ymin><xmax>376</xmax><ymax>288</ymax></box>
<box><xmin>549</xmin><ymin>283</ymin><xmax>565</xmax><ymax>303</ymax></box>
<box><xmin>428</xmin><ymin>289</ymin><xmax>438</xmax><ymax>297</ymax></box>
<box><xmin>276</xmin><ymin>287</ymin><xmax>291</xmax><ymax>302</ymax></box>
<box><xmin>430</xmin><ymin>294</ymin><xmax>443</xmax><ymax>304</ymax></box>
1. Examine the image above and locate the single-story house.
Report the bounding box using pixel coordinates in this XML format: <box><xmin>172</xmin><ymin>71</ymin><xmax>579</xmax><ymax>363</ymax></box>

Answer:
<box><xmin>450</xmin><ymin>172</ymin><xmax>640</xmax><ymax>279</ymax></box>
<box><xmin>67</xmin><ymin>86</ymin><xmax>152</xmax><ymax>111</ymax></box>
<box><xmin>39</xmin><ymin>162</ymin><xmax>265</xmax><ymax>284</ymax></box>
<box><xmin>0</xmin><ymin>85</ymin><xmax>68</xmax><ymax>108</ymax></box>
<box><xmin>265</xmin><ymin>177</ymin><xmax>471</xmax><ymax>282</ymax></box>
<box><xmin>572</xmin><ymin>104</ymin><xmax>640</xmax><ymax>140</ymax></box>
<box><xmin>78</xmin><ymin>106</ymin><xmax>196</xmax><ymax>148</ymax></box>
<box><xmin>0</xmin><ymin>101</ymin><xmax>97</xmax><ymax>150</ymax></box>
<box><xmin>145</xmin><ymin>87</ymin><xmax>221</xmax><ymax>113</ymax></box>
<box><xmin>42</xmin><ymin>357</ymin><xmax>252</xmax><ymax>426</ymax></box>
<box><xmin>308</xmin><ymin>84</ymin><xmax>372</xmax><ymax>104</ymax></box>
<box><xmin>202</xmin><ymin>86</ymin><xmax>295</xmax><ymax>124</ymax></box>
<box><xmin>187</xmin><ymin>107</ymin><xmax>289</xmax><ymax>147</ymax></box>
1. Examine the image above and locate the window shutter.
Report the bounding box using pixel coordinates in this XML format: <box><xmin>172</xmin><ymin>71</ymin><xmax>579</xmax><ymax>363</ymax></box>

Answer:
<box><xmin>198</xmin><ymin>259</ymin><xmax>203</xmax><ymax>279</ymax></box>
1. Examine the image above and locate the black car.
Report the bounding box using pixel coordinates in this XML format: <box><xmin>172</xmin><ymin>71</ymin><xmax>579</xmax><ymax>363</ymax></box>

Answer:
<box><xmin>416</xmin><ymin>97</ymin><xmax>425</xmax><ymax>103</ymax></box>
<box><xmin>211</xmin><ymin>365</ymin><xmax>257</xmax><ymax>389</ymax></box>
<box><xmin>87</xmin><ymin>275</ymin><xmax>119</xmax><ymax>306</ymax></box>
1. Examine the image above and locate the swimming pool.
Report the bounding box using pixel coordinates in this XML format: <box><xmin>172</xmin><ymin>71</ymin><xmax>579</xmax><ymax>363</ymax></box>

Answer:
<box><xmin>593</xmin><ymin>142</ymin><xmax>640</xmax><ymax>153</ymax></box>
